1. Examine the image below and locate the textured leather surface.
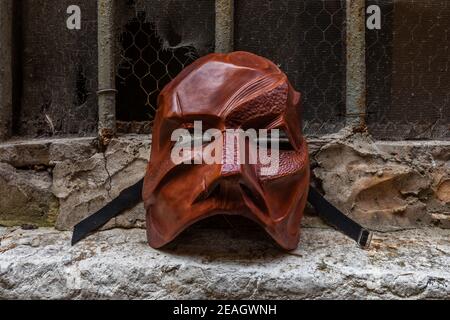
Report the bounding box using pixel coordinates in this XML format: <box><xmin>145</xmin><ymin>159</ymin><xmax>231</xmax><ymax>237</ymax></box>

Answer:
<box><xmin>143</xmin><ymin>52</ymin><xmax>310</xmax><ymax>250</ymax></box>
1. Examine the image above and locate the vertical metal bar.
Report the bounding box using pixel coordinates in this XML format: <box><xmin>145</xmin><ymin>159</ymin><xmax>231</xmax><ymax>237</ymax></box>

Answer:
<box><xmin>98</xmin><ymin>0</ymin><xmax>116</xmax><ymax>147</ymax></box>
<box><xmin>215</xmin><ymin>0</ymin><xmax>234</xmax><ymax>53</ymax></box>
<box><xmin>0</xmin><ymin>0</ymin><xmax>13</xmax><ymax>141</ymax></box>
<box><xmin>346</xmin><ymin>0</ymin><xmax>366</xmax><ymax>129</ymax></box>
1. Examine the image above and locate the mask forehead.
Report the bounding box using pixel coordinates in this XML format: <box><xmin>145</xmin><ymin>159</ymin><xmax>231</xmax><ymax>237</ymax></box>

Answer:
<box><xmin>157</xmin><ymin>52</ymin><xmax>290</xmax><ymax>122</ymax></box>
<box><xmin>223</xmin><ymin>77</ymin><xmax>291</xmax><ymax>129</ymax></box>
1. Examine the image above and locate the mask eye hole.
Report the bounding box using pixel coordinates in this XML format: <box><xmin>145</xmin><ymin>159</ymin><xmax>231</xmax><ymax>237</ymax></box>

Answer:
<box><xmin>257</xmin><ymin>129</ymin><xmax>295</xmax><ymax>151</ymax></box>
<box><xmin>279</xmin><ymin>130</ymin><xmax>295</xmax><ymax>151</ymax></box>
<box><xmin>175</xmin><ymin>127</ymin><xmax>213</xmax><ymax>148</ymax></box>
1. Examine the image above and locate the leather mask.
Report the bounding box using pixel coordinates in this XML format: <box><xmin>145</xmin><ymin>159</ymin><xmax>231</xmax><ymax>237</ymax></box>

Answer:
<box><xmin>143</xmin><ymin>51</ymin><xmax>310</xmax><ymax>250</ymax></box>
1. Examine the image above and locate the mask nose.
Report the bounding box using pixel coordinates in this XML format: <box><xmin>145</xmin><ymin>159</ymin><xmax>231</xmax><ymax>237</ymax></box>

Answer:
<box><xmin>220</xmin><ymin>131</ymin><xmax>241</xmax><ymax>178</ymax></box>
<box><xmin>220</xmin><ymin>163</ymin><xmax>241</xmax><ymax>177</ymax></box>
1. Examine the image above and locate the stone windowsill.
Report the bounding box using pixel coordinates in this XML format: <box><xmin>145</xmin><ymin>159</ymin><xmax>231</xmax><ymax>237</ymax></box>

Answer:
<box><xmin>0</xmin><ymin>225</ymin><xmax>449</xmax><ymax>300</ymax></box>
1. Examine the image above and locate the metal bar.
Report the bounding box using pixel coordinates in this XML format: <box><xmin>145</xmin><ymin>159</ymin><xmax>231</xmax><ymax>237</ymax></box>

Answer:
<box><xmin>215</xmin><ymin>0</ymin><xmax>234</xmax><ymax>53</ymax></box>
<box><xmin>0</xmin><ymin>0</ymin><xmax>13</xmax><ymax>141</ymax></box>
<box><xmin>98</xmin><ymin>0</ymin><xmax>116</xmax><ymax>147</ymax></box>
<box><xmin>346</xmin><ymin>0</ymin><xmax>366</xmax><ymax>129</ymax></box>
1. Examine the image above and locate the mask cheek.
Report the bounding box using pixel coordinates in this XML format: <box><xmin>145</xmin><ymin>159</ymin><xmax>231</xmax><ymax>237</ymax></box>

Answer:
<box><xmin>261</xmin><ymin>171</ymin><xmax>308</xmax><ymax>221</ymax></box>
<box><xmin>256</xmin><ymin>145</ymin><xmax>309</xmax><ymax>221</ymax></box>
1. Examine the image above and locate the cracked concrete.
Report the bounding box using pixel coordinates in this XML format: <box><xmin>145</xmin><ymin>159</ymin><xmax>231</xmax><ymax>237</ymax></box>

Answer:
<box><xmin>0</xmin><ymin>222</ymin><xmax>448</xmax><ymax>299</ymax></box>
<box><xmin>51</xmin><ymin>135</ymin><xmax>150</xmax><ymax>230</ymax></box>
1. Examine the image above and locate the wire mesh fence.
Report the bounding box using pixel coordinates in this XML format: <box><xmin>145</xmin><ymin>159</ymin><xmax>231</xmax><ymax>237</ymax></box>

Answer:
<box><xmin>115</xmin><ymin>0</ymin><xmax>214</xmax><ymax>132</ymax></box>
<box><xmin>14</xmin><ymin>0</ymin><xmax>98</xmax><ymax>137</ymax></box>
<box><xmin>116</xmin><ymin>12</ymin><xmax>199</xmax><ymax>126</ymax></box>
<box><xmin>235</xmin><ymin>0</ymin><xmax>347</xmax><ymax>136</ymax></box>
<box><xmin>11</xmin><ymin>0</ymin><xmax>450</xmax><ymax>140</ymax></box>
<box><xmin>115</xmin><ymin>0</ymin><xmax>347</xmax><ymax>136</ymax></box>
<box><xmin>367</xmin><ymin>0</ymin><xmax>450</xmax><ymax>140</ymax></box>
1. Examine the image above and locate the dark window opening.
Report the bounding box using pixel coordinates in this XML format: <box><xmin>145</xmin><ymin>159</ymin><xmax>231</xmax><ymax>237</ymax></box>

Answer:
<box><xmin>12</xmin><ymin>0</ymin><xmax>98</xmax><ymax>138</ymax></box>
<box><xmin>74</xmin><ymin>65</ymin><xmax>88</xmax><ymax>107</ymax></box>
<box><xmin>116</xmin><ymin>12</ymin><xmax>198</xmax><ymax>133</ymax></box>
<box><xmin>11</xmin><ymin>0</ymin><xmax>23</xmax><ymax>136</ymax></box>
<box><xmin>366</xmin><ymin>0</ymin><xmax>450</xmax><ymax>140</ymax></box>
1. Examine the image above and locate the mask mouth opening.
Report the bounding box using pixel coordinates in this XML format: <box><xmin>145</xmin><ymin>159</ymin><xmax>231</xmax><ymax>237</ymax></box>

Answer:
<box><xmin>192</xmin><ymin>178</ymin><xmax>269</xmax><ymax>216</ymax></box>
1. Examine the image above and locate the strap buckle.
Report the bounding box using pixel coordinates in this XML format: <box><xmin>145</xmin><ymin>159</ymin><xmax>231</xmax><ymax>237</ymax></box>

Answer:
<box><xmin>357</xmin><ymin>229</ymin><xmax>373</xmax><ymax>249</ymax></box>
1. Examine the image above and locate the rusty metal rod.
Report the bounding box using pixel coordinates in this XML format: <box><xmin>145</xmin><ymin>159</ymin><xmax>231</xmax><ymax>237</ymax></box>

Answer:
<box><xmin>215</xmin><ymin>0</ymin><xmax>234</xmax><ymax>53</ymax></box>
<box><xmin>98</xmin><ymin>0</ymin><xmax>117</xmax><ymax>146</ymax></box>
<box><xmin>346</xmin><ymin>0</ymin><xmax>367</xmax><ymax>129</ymax></box>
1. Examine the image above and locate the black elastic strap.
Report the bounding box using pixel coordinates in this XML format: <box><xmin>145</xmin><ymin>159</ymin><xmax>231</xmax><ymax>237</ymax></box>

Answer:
<box><xmin>71</xmin><ymin>179</ymin><xmax>144</xmax><ymax>245</ymax></box>
<box><xmin>308</xmin><ymin>187</ymin><xmax>373</xmax><ymax>249</ymax></box>
<box><xmin>72</xmin><ymin>181</ymin><xmax>372</xmax><ymax>249</ymax></box>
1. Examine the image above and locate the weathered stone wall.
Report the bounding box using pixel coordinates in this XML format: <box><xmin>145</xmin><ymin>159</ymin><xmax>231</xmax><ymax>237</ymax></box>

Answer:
<box><xmin>311</xmin><ymin>130</ymin><xmax>450</xmax><ymax>231</ymax></box>
<box><xmin>0</xmin><ymin>163</ymin><xmax>58</xmax><ymax>227</ymax></box>
<box><xmin>0</xmin><ymin>132</ymin><xmax>448</xmax><ymax>231</ymax></box>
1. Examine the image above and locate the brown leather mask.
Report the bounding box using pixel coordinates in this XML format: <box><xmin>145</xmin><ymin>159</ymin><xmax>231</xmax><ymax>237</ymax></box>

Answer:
<box><xmin>143</xmin><ymin>51</ymin><xmax>310</xmax><ymax>250</ymax></box>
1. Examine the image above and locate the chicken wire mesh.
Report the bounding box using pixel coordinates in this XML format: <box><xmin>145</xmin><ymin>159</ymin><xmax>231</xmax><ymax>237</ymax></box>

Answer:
<box><xmin>116</xmin><ymin>12</ymin><xmax>198</xmax><ymax>127</ymax></box>
<box><xmin>235</xmin><ymin>0</ymin><xmax>347</xmax><ymax>136</ymax></box>
<box><xmin>12</xmin><ymin>0</ymin><xmax>449</xmax><ymax>140</ymax></box>
<box><xmin>367</xmin><ymin>0</ymin><xmax>450</xmax><ymax>140</ymax></box>
<box><xmin>115</xmin><ymin>0</ymin><xmax>214</xmax><ymax>132</ymax></box>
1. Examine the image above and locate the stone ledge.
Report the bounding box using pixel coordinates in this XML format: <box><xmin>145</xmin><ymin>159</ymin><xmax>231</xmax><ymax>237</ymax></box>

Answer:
<box><xmin>0</xmin><ymin>133</ymin><xmax>449</xmax><ymax>231</ymax></box>
<box><xmin>0</xmin><ymin>225</ymin><xmax>448</xmax><ymax>300</ymax></box>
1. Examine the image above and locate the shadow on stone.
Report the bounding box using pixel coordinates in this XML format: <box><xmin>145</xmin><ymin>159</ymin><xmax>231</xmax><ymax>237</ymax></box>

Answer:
<box><xmin>161</xmin><ymin>215</ymin><xmax>287</xmax><ymax>261</ymax></box>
